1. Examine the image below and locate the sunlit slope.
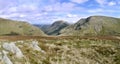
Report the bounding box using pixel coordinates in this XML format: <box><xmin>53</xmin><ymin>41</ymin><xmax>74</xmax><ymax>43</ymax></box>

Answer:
<box><xmin>0</xmin><ymin>18</ymin><xmax>45</xmax><ymax>36</ymax></box>
<box><xmin>60</xmin><ymin>16</ymin><xmax>120</xmax><ymax>36</ymax></box>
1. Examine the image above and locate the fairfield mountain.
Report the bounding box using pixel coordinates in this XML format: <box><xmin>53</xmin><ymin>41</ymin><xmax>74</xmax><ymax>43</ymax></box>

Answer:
<box><xmin>0</xmin><ymin>18</ymin><xmax>45</xmax><ymax>36</ymax></box>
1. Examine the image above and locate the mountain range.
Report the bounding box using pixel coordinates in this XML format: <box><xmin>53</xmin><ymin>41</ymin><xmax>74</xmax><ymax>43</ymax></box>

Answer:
<box><xmin>0</xmin><ymin>15</ymin><xmax>120</xmax><ymax>36</ymax></box>
<box><xmin>0</xmin><ymin>16</ymin><xmax>120</xmax><ymax>64</ymax></box>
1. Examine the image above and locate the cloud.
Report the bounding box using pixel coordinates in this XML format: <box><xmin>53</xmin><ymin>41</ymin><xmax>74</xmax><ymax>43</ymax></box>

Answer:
<box><xmin>51</xmin><ymin>15</ymin><xmax>81</xmax><ymax>24</ymax></box>
<box><xmin>95</xmin><ymin>0</ymin><xmax>107</xmax><ymax>5</ymax></box>
<box><xmin>67</xmin><ymin>14</ymin><xmax>78</xmax><ymax>18</ymax></box>
<box><xmin>0</xmin><ymin>13</ymin><xmax>27</xmax><ymax>18</ymax></box>
<box><xmin>0</xmin><ymin>14</ymin><xmax>26</xmax><ymax>22</ymax></box>
<box><xmin>87</xmin><ymin>8</ymin><xmax>120</xmax><ymax>14</ymax></box>
<box><xmin>43</xmin><ymin>2</ymin><xmax>76</xmax><ymax>12</ymax></box>
<box><xmin>70</xmin><ymin>0</ymin><xmax>88</xmax><ymax>4</ymax></box>
<box><xmin>0</xmin><ymin>0</ymin><xmax>119</xmax><ymax>24</ymax></box>
<box><xmin>108</xmin><ymin>1</ymin><xmax>116</xmax><ymax>6</ymax></box>
<box><xmin>96</xmin><ymin>0</ymin><xmax>117</xmax><ymax>6</ymax></box>
<box><xmin>87</xmin><ymin>8</ymin><xmax>103</xmax><ymax>13</ymax></box>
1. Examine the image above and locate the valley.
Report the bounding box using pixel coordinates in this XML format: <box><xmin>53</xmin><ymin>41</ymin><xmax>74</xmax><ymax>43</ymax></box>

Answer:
<box><xmin>0</xmin><ymin>15</ymin><xmax>120</xmax><ymax>64</ymax></box>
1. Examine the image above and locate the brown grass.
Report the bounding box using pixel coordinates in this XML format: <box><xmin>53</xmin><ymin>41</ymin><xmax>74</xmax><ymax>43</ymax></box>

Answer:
<box><xmin>0</xmin><ymin>35</ymin><xmax>120</xmax><ymax>41</ymax></box>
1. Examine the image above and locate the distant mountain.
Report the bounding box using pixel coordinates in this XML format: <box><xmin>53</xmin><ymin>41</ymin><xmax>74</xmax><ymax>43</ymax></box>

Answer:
<box><xmin>40</xmin><ymin>20</ymin><xmax>69</xmax><ymax>35</ymax></box>
<box><xmin>34</xmin><ymin>24</ymin><xmax>51</xmax><ymax>33</ymax></box>
<box><xmin>60</xmin><ymin>16</ymin><xmax>120</xmax><ymax>36</ymax></box>
<box><xmin>0</xmin><ymin>18</ymin><xmax>45</xmax><ymax>36</ymax></box>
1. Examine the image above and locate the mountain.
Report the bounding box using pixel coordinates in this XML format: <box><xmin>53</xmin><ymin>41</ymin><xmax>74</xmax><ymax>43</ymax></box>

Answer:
<box><xmin>44</xmin><ymin>20</ymin><xmax>69</xmax><ymax>35</ymax></box>
<box><xmin>60</xmin><ymin>16</ymin><xmax>120</xmax><ymax>36</ymax></box>
<box><xmin>33</xmin><ymin>24</ymin><xmax>51</xmax><ymax>33</ymax></box>
<box><xmin>0</xmin><ymin>18</ymin><xmax>45</xmax><ymax>36</ymax></box>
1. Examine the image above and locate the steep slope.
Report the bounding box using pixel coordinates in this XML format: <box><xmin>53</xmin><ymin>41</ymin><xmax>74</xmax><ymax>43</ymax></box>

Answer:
<box><xmin>44</xmin><ymin>20</ymin><xmax>69</xmax><ymax>35</ymax></box>
<box><xmin>0</xmin><ymin>18</ymin><xmax>45</xmax><ymax>36</ymax></box>
<box><xmin>60</xmin><ymin>16</ymin><xmax>120</xmax><ymax>36</ymax></box>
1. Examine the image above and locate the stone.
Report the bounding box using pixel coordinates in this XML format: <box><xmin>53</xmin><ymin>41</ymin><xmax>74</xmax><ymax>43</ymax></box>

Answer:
<box><xmin>2</xmin><ymin>43</ymin><xmax>23</xmax><ymax>58</ymax></box>
<box><xmin>2</xmin><ymin>50</ymin><xmax>13</xmax><ymax>64</ymax></box>
<box><xmin>30</xmin><ymin>40</ymin><xmax>45</xmax><ymax>53</ymax></box>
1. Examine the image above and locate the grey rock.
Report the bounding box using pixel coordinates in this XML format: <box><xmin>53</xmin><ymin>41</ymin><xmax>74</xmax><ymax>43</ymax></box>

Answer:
<box><xmin>2</xmin><ymin>43</ymin><xmax>23</xmax><ymax>58</ymax></box>
<box><xmin>30</xmin><ymin>40</ymin><xmax>45</xmax><ymax>53</ymax></box>
<box><xmin>2</xmin><ymin>50</ymin><xmax>13</xmax><ymax>64</ymax></box>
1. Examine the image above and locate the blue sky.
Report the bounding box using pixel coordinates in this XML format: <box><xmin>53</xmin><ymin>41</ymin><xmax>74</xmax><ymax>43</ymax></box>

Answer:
<box><xmin>0</xmin><ymin>0</ymin><xmax>120</xmax><ymax>24</ymax></box>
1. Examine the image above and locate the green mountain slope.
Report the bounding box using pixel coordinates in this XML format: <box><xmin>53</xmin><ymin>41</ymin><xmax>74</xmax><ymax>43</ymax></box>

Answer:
<box><xmin>0</xmin><ymin>18</ymin><xmax>45</xmax><ymax>36</ymax></box>
<box><xmin>60</xmin><ymin>16</ymin><xmax>120</xmax><ymax>36</ymax></box>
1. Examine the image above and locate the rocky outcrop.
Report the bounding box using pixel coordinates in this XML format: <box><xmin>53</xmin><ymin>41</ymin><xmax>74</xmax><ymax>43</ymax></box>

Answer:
<box><xmin>0</xmin><ymin>39</ymin><xmax>45</xmax><ymax>64</ymax></box>
<box><xmin>3</xmin><ymin>43</ymin><xmax>23</xmax><ymax>58</ymax></box>
<box><xmin>30</xmin><ymin>40</ymin><xmax>45</xmax><ymax>53</ymax></box>
<box><xmin>2</xmin><ymin>50</ymin><xmax>13</xmax><ymax>64</ymax></box>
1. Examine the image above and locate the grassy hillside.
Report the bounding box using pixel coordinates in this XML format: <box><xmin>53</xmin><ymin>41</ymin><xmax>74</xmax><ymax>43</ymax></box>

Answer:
<box><xmin>60</xmin><ymin>16</ymin><xmax>120</xmax><ymax>36</ymax></box>
<box><xmin>0</xmin><ymin>36</ymin><xmax>120</xmax><ymax>64</ymax></box>
<box><xmin>0</xmin><ymin>18</ymin><xmax>45</xmax><ymax>36</ymax></box>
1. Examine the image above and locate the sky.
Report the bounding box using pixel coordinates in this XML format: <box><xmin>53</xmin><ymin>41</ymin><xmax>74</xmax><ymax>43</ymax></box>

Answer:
<box><xmin>0</xmin><ymin>0</ymin><xmax>120</xmax><ymax>24</ymax></box>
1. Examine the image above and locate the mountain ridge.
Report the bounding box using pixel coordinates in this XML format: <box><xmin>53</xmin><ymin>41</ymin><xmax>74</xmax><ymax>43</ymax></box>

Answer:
<box><xmin>60</xmin><ymin>16</ymin><xmax>120</xmax><ymax>36</ymax></box>
<box><xmin>0</xmin><ymin>18</ymin><xmax>45</xmax><ymax>36</ymax></box>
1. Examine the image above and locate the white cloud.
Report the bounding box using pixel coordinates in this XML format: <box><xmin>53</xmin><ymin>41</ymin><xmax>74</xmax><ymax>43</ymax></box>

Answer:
<box><xmin>108</xmin><ymin>1</ymin><xmax>116</xmax><ymax>6</ymax></box>
<box><xmin>71</xmin><ymin>0</ymin><xmax>88</xmax><ymax>4</ymax></box>
<box><xmin>43</xmin><ymin>2</ymin><xmax>76</xmax><ymax>12</ymax></box>
<box><xmin>19</xmin><ymin>14</ymin><xmax>27</xmax><ymax>18</ymax></box>
<box><xmin>96</xmin><ymin>0</ymin><xmax>117</xmax><ymax>6</ymax></box>
<box><xmin>87</xmin><ymin>8</ymin><xmax>120</xmax><ymax>14</ymax></box>
<box><xmin>95</xmin><ymin>0</ymin><xmax>107</xmax><ymax>5</ymax></box>
<box><xmin>44</xmin><ymin>5</ymin><xmax>53</xmax><ymax>12</ymax></box>
<box><xmin>52</xmin><ymin>16</ymin><xmax>81</xmax><ymax>23</ymax></box>
<box><xmin>88</xmin><ymin>9</ymin><xmax>104</xmax><ymax>13</ymax></box>
<box><xmin>0</xmin><ymin>13</ymin><xmax>27</xmax><ymax>18</ymax></box>
<box><xmin>67</xmin><ymin>14</ymin><xmax>78</xmax><ymax>18</ymax></box>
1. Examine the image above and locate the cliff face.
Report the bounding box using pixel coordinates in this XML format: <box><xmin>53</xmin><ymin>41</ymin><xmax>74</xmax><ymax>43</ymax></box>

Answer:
<box><xmin>0</xmin><ymin>18</ymin><xmax>45</xmax><ymax>36</ymax></box>
<box><xmin>60</xmin><ymin>16</ymin><xmax>120</xmax><ymax>36</ymax></box>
